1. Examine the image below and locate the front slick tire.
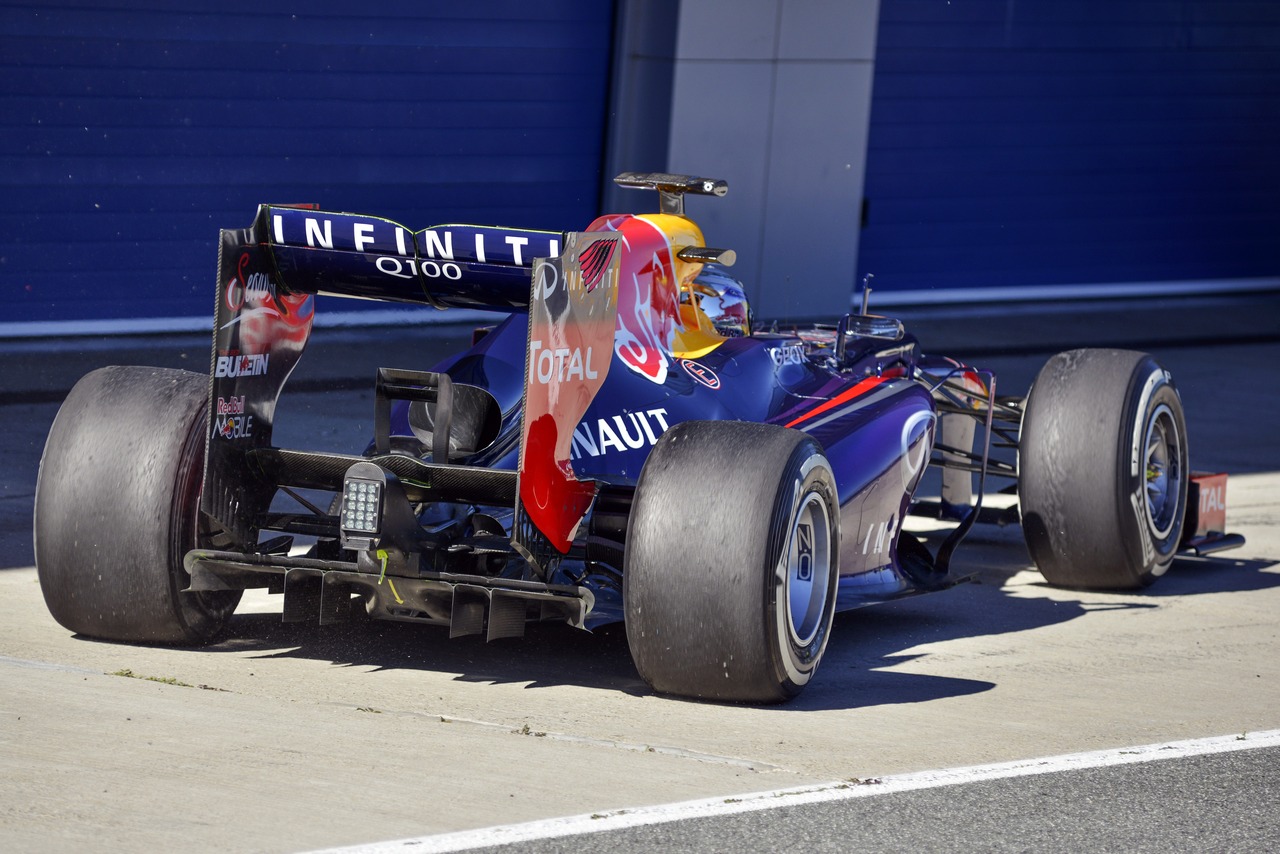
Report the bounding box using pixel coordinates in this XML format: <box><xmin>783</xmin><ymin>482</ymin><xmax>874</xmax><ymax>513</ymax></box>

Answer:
<box><xmin>35</xmin><ymin>366</ymin><xmax>240</xmax><ymax>643</ymax></box>
<box><xmin>1019</xmin><ymin>349</ymin><xmax>1189</xmax><ymax>589</ymax></box>
<box><xmin>624</xmin><ymin>421</ymin><xmax>839</xmax><ymax>703</ymax></box>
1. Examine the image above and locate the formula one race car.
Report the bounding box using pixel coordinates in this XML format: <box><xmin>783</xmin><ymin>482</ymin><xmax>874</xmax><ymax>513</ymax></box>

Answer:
<box><xmin>34</xmin><ymin>173</ymin><xmax>1244</xmax><ymax>703</ymax></box>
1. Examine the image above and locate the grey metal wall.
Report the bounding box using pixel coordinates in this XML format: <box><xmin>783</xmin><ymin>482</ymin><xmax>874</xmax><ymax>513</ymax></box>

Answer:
<box><xmin>605</xmin><ymin>0</ymin><xmax>882</xmax><ymax>321</ymax></box>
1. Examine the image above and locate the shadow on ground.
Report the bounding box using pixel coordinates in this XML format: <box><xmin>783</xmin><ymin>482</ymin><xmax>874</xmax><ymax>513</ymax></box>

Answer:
<box><xmin>160</xmin><ymin>540</ymin><xmax>1279</xmax><ymax>713</ymax></box>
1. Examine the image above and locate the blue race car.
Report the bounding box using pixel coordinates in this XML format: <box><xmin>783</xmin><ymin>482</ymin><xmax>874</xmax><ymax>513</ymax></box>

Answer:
<box><xmin>34</xmin><ymin>173</ymin><xmax>1243</xmax><ymax>702</ymax></box>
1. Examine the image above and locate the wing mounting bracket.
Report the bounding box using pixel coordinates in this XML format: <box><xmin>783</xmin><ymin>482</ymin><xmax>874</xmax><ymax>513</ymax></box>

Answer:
<box><xmin>613</xmin><ymin>172</ymin><xmax>728</xmax><ymax>216</ymax></box>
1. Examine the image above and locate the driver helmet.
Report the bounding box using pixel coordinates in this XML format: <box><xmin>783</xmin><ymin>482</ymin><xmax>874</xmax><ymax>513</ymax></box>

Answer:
<box><xmin>688</xmin><ymin>264</ymin><xmax>752</xmax><ymax>337</ymax></box>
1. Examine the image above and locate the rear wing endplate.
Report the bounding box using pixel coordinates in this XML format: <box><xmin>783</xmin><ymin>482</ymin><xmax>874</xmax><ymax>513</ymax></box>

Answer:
<box><xmin>511</xmin><ymin>232</ymin><xmax>621</xmax><ymax>575</ymax></box>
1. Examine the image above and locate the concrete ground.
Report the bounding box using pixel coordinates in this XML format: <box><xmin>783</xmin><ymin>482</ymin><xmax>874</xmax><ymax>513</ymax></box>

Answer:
<box><xmin>0</xmin><ymin>292</ymin><xmax>1276</xmax><ymax>852</ymax></box>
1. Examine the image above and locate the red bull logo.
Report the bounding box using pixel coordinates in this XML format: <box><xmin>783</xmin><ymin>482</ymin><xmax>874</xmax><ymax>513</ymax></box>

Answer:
<box><xmin>215</xmin><ymin>413</ymin><xmax>254</xmax><ymax>440</ymax></box>
<box><xmin>588</xmin><ymin>214</ymin><xmax>682</xmax><ymax>386</ymax></box>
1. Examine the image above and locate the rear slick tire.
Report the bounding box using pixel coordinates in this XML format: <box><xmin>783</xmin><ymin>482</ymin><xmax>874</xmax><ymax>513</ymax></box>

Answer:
<box><xmin>624</xmin><ymin>421</ymin><xmax>840</xmax><ymax>703</ymax></box>
<box><xmin>34</xmin><ymin>366</ymin><xmax>240</xmax><ymax>643</ymax></box>
<box><xmin>1018</xmin><ymin>349</ymin><xmax>1189</xmax><ymax>589</ymax></box>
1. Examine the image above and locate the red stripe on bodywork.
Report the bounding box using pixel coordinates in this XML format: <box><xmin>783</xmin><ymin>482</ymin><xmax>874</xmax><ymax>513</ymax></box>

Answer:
<box><xmin>784</xmin><ymin>376</ymin><xmax>888</xmax><ymax>429</ymax></box>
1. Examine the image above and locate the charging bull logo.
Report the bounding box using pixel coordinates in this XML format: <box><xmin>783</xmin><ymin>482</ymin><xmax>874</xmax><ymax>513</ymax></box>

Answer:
<box><xmin>590</xmin><ymin>215</ymin><xmax>682</xmax><ymax>386</ymax></box>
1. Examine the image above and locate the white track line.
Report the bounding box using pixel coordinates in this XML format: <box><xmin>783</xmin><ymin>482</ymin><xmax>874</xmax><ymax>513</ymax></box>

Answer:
<box><xmin>308</xmin><ymin>729</ymin><xmax>1280</xmax><ymax>854</ymax></box>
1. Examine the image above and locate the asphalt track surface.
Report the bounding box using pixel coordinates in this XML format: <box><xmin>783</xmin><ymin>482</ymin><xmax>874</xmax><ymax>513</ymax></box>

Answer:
<box><xmin>1</xmin><ymin>292</ymin><xmax>1277</xmax><ymax>853</ymax></box>
<box><xmin>316</xmin><ymin>734</ymin><xmax>1280</xmax><ymax>853</ymax></box>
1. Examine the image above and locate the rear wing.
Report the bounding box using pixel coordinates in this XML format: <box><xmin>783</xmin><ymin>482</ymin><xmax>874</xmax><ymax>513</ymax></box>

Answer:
<box><xmin>200</xmin><ymin>205</ymin><xmax>560</xmax><ymax>544</ymax></box>
<box><xmin>238</xmin><ymin>204</ymin><xmax>563</xmax><ymax>311</ymax></box>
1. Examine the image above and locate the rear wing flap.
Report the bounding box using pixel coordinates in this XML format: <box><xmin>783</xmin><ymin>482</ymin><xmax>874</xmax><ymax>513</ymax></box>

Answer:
<box><xmin>199</xmin><ymin>204</ymin><xmax>561</xmax><ymax>546</ymax></box>
<box><xmin>257</xmin><ymin>204</ymin><xmax>563</xmax><ymax>311</ymax></box>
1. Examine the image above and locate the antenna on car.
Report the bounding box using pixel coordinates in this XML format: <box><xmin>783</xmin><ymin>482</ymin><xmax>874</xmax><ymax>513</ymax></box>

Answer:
<box><xmin>860</xmin><ymin>274</ymin><xmax>874</xmax><ymax>315</ymax></box>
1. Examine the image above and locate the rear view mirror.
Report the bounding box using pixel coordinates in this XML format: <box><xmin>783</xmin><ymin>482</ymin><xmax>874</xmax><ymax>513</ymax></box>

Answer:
<box><xmin>839</xmin><ymin>313</ymin><xmax>904</xmax><ymax>341</ymax></box>
<box><xmin>835</xmin><ymin>313</ymin><xmax>905</xmax><ymax>366</ymax></box>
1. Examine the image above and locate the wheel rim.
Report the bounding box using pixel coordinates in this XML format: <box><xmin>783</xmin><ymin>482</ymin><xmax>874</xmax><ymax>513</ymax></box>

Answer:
<box><xmin>785</xmin><ymin>491</ymin><xmax>833</xmax><ymax>648</ymax></box>
<box><xmin>1142</xmin><ymin>402</ymin><xmax>1183</xmax><ymax>540</ymax></box>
